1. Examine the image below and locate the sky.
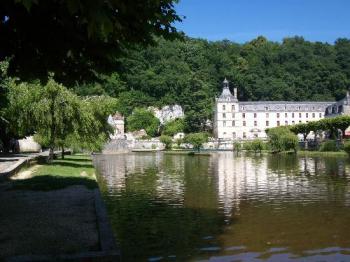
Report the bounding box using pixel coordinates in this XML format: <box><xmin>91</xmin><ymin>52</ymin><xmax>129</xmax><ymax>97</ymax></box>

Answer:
<box><xmin>174</xmin><ymin>0</ymin><xmax>350</xmax><ymax>43</ymax></box>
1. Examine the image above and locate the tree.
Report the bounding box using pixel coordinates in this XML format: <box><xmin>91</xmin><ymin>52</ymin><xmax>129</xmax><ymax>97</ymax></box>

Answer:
<box><xmin>162</xmin><ymin>118</ymin><xmax>185</xmax><ymax>136</ymax></box>
<box><xmin>184</xmin><ymin>133</ymin><xmax>209</xmax><ymax>152</ymax></box>
<box><xmin>7</xmin><ymin>77</ymin><xmax>116</xmax><ymax>160</ymax></box>
<box><xmin>160</xmin><ymin>135</ymin><xmax>172</xmax><ymax>150</ymax></box>
<box><xmin>127</xmin><ymin>108</ymin><xmax>160</xmax><ymax>137</ymax></box>
<box><xmin>267</xmin><ymin>127</ymin><xmax>299</xmax><ymax>153</ymax></box>
<box><xmin>0</xmin><ymin>0</ymin><xmax>182</xmax><ymax>83</ymax></box>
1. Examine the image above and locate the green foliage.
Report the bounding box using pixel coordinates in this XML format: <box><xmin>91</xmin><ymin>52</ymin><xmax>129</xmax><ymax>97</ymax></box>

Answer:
<box><xmin>6</xmin><ymin>77</ymin><xmax>117</xmax><ymax>158</ymax></box>
<box><xmin>319</xmin><ymin>140</ymin><xmax>339</xmax><ymax>152</ymax></box>
<box><xmin>127</xmin><ymin>108</ymin><xmax>160</xmax><ymax>137</ymax></box>
<box><xmin>184</xmin><ymin>132</ymin><xmax>209</xmax><ymax>152</ymax></box>
<box><xmin>343</xmin><ymin>141</ymin><xmax>350</xmax><ymax>156</ymax></box>
<box><xmin>162</xmin><ymin>118</ymin><xmax>185</xmax><ymax>136</ymax></box>
<box><xmin>160</xmin><ymin>135</ymin><xmax>173</xmax><ymax>150</ymax></box>
<box><xmin>233</xmin><ymin>141</ymin><xmax>242</xmax><ymax>152</ymax></box>
<box><xmin>267</xmin><ymin>127</ymin><xmax>299</xmax><ymax>153</ymax></box>
<box><xmin>0</xmin><ymin>0</ymin><xmax>182</xmax><ymax>83</ymax></box>
<box><xmin>251</xmin><ymin>139</ymin><xmax>265</xmax><ymax>153</ymax></box>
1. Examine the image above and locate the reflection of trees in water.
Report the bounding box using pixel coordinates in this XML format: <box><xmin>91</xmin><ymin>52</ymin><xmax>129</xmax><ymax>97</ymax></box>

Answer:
<box><xmin>98</xmin><ymin>153</ymin><xmax>225</xmax><ymax>261</ymax></box>
<box><xmin>266</xmin><ymin>154</ymin><xmax>299</xmax><ymax>175</ymax></box>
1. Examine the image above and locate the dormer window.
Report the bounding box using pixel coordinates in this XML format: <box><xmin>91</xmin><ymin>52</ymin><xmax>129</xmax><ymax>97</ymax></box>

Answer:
<box><xmin>265</xmin><ymin>106</ymin><xmax>269</xmax><ymax>111</ymax></box>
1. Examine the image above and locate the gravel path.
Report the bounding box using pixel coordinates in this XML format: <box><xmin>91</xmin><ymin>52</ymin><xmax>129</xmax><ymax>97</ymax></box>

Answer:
<box><xmin>0</xmin><ymin>185</ymin><xmax>99</xmax><ymax>259</ymax></box>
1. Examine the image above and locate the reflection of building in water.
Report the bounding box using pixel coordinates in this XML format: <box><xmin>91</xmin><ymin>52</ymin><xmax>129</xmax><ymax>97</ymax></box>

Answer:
<box><xmin>214</xmin><ymin>153</ymin><xmax>350</xmax><ymax>216</ymax></box>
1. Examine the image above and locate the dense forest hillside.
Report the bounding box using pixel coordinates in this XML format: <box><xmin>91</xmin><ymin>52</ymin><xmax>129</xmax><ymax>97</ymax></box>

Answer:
<box><xmin>75</xmin><ymin>36</ymin><xmax>350</xmax><ymax>132</ymax></box>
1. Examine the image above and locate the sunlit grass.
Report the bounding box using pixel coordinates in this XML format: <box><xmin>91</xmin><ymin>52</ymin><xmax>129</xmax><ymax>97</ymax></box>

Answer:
<box><xmin>11</xmin><ymin>154</ymin><xmax>97</xmax><ymax>191</ymax></box>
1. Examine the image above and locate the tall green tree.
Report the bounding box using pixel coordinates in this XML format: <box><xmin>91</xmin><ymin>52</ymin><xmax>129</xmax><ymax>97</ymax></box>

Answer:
<box><xmin>0</xmin><ymin>0</ymin><xmax>182</xmax><ymax>83</ymax></box>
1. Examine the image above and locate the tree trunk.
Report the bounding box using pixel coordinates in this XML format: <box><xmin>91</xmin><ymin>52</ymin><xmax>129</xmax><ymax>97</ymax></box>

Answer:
<box><xmin>61</xmin><ymin>146</ymin><xmax>65</xmax><ymax>159</ymax></box>
<box><xmin>48</xmin><ymin>146</ymin><xmax>54</xmax><ymax>163</ymax></box>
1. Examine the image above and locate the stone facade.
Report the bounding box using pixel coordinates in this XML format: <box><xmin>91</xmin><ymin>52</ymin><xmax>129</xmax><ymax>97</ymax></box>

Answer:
<box><xmin>213</xmin><ymin>79</ymin><xmax>338</xmax><ymax>140</ymax></box>
<box><xmin>108</xmin><ymin>112</ymin><xmax>125</xmax><ymax>139</ymax></box>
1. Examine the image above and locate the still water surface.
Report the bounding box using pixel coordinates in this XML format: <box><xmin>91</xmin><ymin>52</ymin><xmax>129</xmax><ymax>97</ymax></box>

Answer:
<box><xmin>93</xmin><ymin>152</ymin><xmax>350</xmax><ymax>261</ymax></box>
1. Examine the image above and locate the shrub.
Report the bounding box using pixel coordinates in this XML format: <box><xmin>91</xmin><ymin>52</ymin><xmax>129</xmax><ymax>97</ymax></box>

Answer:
<box><xmin>127</xmin><ymin>108</ymin><xmax>160</xmax><ymax>137</ymax></box>
<box><xmin>184</xmin><ymin>132</ymin><xmax>209</xmax><ymax>152</ymax></box>
<box><xmin>233</xmin><ymin>141</ymin><xmax>241</xmax><ymax>152</ymax></box>
<box><xmin>319</xmin><ymin>140</ymin><xmax>338</xmax><ymax>152</ymax></box>
<box><xmin>267</xmin><ymin>126</ymin><xmax>299</xmax><ymax>153</ymax></box>
<box><xmin>243</xmin><ymin>141</ymin><xmax>252</xmax><ymax>151</ymax></box>
<box><xmin>344</xmin><ymin>141</ymin><xmax>350</xmax><ymax>156</ymax></box>
<box><xmin>160</xmin><ymin>135</ymin><xmax>172</xmax><ymax>150</ymax></box>
<box><xmin>251</xmin><ymin>139</ymin><xmax>264</xmax><ymax>153</ymax></box>
<box><xmin>162</xmin><ymin>118</ymin><xmax>185</xmax><ymax>136</ymax></box>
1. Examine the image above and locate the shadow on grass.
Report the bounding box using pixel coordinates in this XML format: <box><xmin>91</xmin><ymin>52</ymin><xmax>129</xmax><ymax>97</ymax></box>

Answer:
<box><xmin>60</xmin><ymin>157</ymin><xmax>92</xmax><ymax>163</ymax></box>
<box><xmin>9</xmin><ymin>175</ymin><xmax>97</xmax><ymax>191</ymax></box>
<box><xmin>52</xmin><ymin>161</ymin><xmax>94</xmax><ymax>169</ymax></box>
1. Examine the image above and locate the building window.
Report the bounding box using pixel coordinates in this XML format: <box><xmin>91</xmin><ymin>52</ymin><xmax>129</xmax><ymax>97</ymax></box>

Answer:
<box><xmin>306</xmin><ymin>113</ymin><xmax>308</xmax><ymax>118</ymax></box>
<box><xmin>285</xmin><ymin>121</ymin><xmax>288</xmax><ymax>125</ymax></box>
<box><xmin>312</xmin><ymin>113</ymin><xmax>315</xmax><ymax>118</ymax></box>
<box><xmin>292</xmin><ymin>121</ymin><xmax>295</xmax><ymax>124</ymax></box>
<box><xmin>319</xmin><ymin>113</ymin><xmax>322</xmax><ymax>117</ymax></box>
<box><xmin>292</xmin><ymin>113</ymin><xmax>295</xmax><ymax>118</ymax></box>
<box><xmin>285</xmin><ymin>112</ymin><xmax>288</xmax><ymax>117</ymax></box>
<box><xmin>223</xmin><ymin>132</ymin><xmax>226</xmax><ymax>135</ymax></box>
<box><xmin>232</xmin><ymin>113</ymin><xmax>235</xmax><ymax>118</ymax></box>
<box><xmin>232</xmin><ymin>132</ymin><xmax>236</xmax><ymax>138</ymax></box>
<box><xmin>232</xmin><ymin>105</ymin><xmax>235</xmax><ymax>111</ymax></box>
<box><xmin>266</xmin><ymin>113</ymin><xmax>269</xmax><ymax>118</ymax></box>
<box><xmin>298</xmin><ymin>106</ymin><xmax>301</xmax><ymax>110</ymax></box>
<box><xmin>223</xmin><ymin>121</ymin><xmax>226</xmax><ymax>127</ymax></box>
<box><xmin>266</xmin><ymin>121</ymin><xmax>269</xmax><ymax>126</ymax></box>
<box><xmin>243</xmin><ymin>121</ymin><xmax>246</xmax><ymax>126</ymax></box>
<box><xmin>277</xmin><ymin>121</ymin><xmax>280</xmax><ymax>126</ymax></box>
<box><xmin>243</xmin><ymin>132</ymin><xmax>246</xmax><ymax>138</ymax></box>
<box><xmin>299</xmin><ymin>113</ymin><xmax>302</xmax><ymax>118</ymax></box>
<box><xmin>254</xmin><ymin>113</ymin><xmax>257</xmax><ymax>118</ymax></box>
<box><xmin>223</xmin><ymin>105</ymin><xmax>226</xmax><ymax>111</ymax></box>
<box><xmin>299</xmin><ymin>120</ymin><xmax>302</xmax><ymax>123</ymax></box>
<box><xmin>265</xmin><ymin>106</ymin><xmax>269</xmax><ymax>111</ymax></box>
<box><xmin>277</xmin><ymin>113</ymin><xmax>280</xmax><ymax>118</ymax></box>
<box><xmin>223</xmin><ymin>113</ymin><xmax>226</xmax><ymax>118</ymax></box>
<box><xmin>243</xmin><ymin>113</ymin><xmax>246</xmax><ymax>118</ymax></box>
<box><xmin>254</xmin><ymin>121</ymin><xmax>257</xmax><ymax>126</ymax></box>
<box><xmin>254</xmin><ymin>134</ymin><xmax>258</xmax><ymax>138</ymax></box>
<box><xmin>232</xmin><ymin>121</ymin><xmax>235</xmax><ymax>126</ymax></box>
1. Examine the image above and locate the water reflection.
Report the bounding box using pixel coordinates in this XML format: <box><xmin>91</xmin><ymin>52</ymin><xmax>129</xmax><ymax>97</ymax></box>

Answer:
<box><xmin>93</xmin><ymin>152</ymin><xmax>350</xmax><ymax>261</ymax></box>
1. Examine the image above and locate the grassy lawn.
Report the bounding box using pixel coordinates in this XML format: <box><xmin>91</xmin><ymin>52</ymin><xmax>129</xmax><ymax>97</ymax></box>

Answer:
<box><xmin>11</xmin><ymin>154</ymin><xmax>97</xmax><ymax>191</ymax></box>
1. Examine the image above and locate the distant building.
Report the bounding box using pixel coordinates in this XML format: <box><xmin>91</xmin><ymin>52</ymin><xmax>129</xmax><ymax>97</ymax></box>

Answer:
<box><xmin>108</xmin><ymin>112</ymin><xmax>125</xmax><ymax>139</ymax></box>
<box><xmin>213</xmin><ymin>78</ymin><xmax>346</xmax><ymax>140</ymax></box>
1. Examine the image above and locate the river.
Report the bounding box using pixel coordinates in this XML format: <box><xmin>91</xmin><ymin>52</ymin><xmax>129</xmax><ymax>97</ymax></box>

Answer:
<box><xmin>93</xmin><ymin>152</ymin><xmax>350</xmax><ymax>261</ymax></box>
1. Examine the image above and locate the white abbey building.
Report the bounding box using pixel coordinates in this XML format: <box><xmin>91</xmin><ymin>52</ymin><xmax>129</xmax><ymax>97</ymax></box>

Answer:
<box><xmin>214</xmin><ymin>79</ymin><xmax>350</xmax><ymax>140</ymax></box>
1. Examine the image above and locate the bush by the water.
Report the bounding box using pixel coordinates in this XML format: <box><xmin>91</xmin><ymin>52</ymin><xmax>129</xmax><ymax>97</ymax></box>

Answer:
<box><xmin>343</xmin><ymin>141</ymin><xmax>350</xmax><ymax>156</ymax></box>
<box><xmin>233</xmin><ymin>141</ymin><xmax>241</xmax><ymax>152</ymax></box>
<box><xmin>184</xmin><ymin>132</ymin><xmax>209</xmax><ymax>151</ymax></box>
<box><xmin>242</xmin><ymin>139</ymin><xmax>266</xmax><ymax>153</ymax></box>
<box><xmin>319</xmin><ymin>140</ymin><xmax>339</xmax><ymax>152</ymax></box>
<box><xmin>160</xmin><ymin>135</ymin><xmax>172</xmax><ymax>150</ymax></box>
<box><xmin>267</xmin><ymin>127</ymin><xmax>299</xmax><ymax>153</ymax></box>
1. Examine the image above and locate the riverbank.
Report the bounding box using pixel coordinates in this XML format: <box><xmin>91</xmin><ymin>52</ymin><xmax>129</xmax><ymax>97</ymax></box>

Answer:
<box><xmin>297</xmin><ymin>150</ymin><xmax>348</xmax><ymax>157</ymax></box>
<box><xmin>0</xmin><ymin>154</ymin><xmax>119</xmax><ymax>261</ymax></box>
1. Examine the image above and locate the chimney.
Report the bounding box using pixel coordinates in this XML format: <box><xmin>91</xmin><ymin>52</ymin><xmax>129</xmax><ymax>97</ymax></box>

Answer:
<box><xmin>233</xmin><ymin>87</ymin><xmax>237</xmax><ymax>98</ymax></box>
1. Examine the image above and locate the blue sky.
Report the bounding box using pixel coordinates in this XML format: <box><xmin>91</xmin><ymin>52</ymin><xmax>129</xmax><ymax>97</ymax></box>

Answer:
<box><xmin>174</xmin><ymin>0</ymin><xmax>350</xmax><ymax>43</ymax></box>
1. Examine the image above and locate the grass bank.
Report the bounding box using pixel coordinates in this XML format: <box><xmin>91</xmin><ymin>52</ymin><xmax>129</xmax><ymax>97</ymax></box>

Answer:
<box><xmin>297</xmin><ymin>150</ymin><xmax>348</xmax><ymax>158</ymax></box>
<box><xmin>11</xmin><ymin>154</ymin><xmax>97</xmax><ymax>191</ymax></box>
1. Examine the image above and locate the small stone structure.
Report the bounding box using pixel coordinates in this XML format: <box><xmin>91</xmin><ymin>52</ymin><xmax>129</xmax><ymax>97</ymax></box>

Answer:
<box><xmin>108</xmin><ymin>112</ymin><xmax>125</xmax><ymax>140</ymax></box>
